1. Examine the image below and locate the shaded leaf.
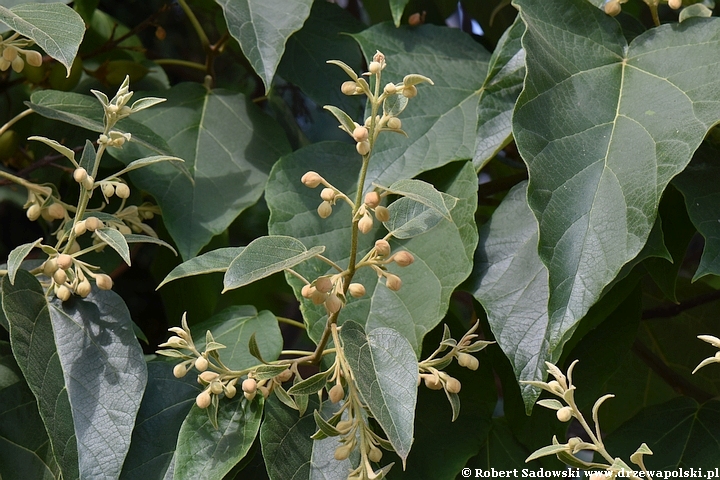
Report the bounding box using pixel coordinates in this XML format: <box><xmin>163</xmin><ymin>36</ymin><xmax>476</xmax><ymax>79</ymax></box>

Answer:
<box><xmin>390</xmin><ymin>0</ymin><xmax>410</xmax><ymax>27</ymax></box>
<box><xmin>158</xmin><ymin>247</ymin><xmax>244</xmax><ymax>288</ymax></box>
<box><xmin>113</xmin><ymin>155</ymin><xmax>185</xmax><ymax>178</ymax></box>
<box><xmin>379</xmin><ymin>178</ymin><xmax>456</xmax><ymax>219</ymax></box>
<box><xmin>6</xmin><ymin>237</ymin><xmax>42</xmax><ymax>285</ymax></box>
<box><xmin>95</xmin><ymin>227</ymin><xmax>131</xmax><ymax>265</ymax></box>
<box><xmin>124</xmin><ymin>234</ymin><xmax>177</xmax><ymax>256</ymax></box>
<box><xmin>383</xmin><ymin>196</ymin><xmax>446</xmax><ymax>239</ymax></box>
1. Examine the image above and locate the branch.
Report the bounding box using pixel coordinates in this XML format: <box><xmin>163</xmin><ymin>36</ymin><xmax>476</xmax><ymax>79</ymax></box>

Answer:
<box><xmin>642</xmin><ymin>289</ymin><xmax>720</xmax><ymax>320</ymax></box>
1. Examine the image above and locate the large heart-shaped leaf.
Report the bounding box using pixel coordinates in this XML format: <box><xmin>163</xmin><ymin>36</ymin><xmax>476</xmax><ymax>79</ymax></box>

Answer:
<box><xmin>215</xmin><ymin>0</ymin><xmax>312</xmax><ymax>92</ymax></box>
<box><xmin>114</xmin><ymin>83</ymin><xmax>290</xmax><ymax>259</ymax></box>
<box><xmin>1</xmin><ymin>271</ymin><xmax>147</xmax><ymax>480</ymax></box>
<box><xmin>266</xmin><ymin>144</ymin><xmax>477</xmax><ymax>353</ymax></box>
<box><xmin>513</xmin><ymin>0</ymin><xmax>720</xmax><ymax>360</ymax></box>
<box><xmin>351</xmin><ymin>24</ymin><xmax>491</xmax><ymax>188</ymax></box>
<box><xmin>0</xmin><ymin>3</ymin><xmax>84</xmax><ymax>75</ymax></box>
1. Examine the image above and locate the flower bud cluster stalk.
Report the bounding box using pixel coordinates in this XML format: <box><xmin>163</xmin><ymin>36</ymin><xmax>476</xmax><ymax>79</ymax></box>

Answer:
<box><xmin>0</xmin><ymin>33</ymin><xmax>42</xmax><ymax>73</ymax></box>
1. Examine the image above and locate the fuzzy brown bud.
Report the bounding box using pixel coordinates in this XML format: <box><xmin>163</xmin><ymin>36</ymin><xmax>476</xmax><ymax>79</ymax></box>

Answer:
<box><xmin>556</xmin><ymin>406</ymin><xmax>573</xmax><ymax>422</ymax></box>
<box><xmin>200</xmin><ymin>371</ymin><xmax>220</xmax><ymax>383</ymax></box>
<box><xmin>423</xmin><ymin>374</ymin><xmax>443</xmax><ymax>390</ymax></box>
<box><xmin>102</xmin><ymin>183</ymin><xmax>115</xmax><ymax>198</ymax></box>
<box><xmin>352</xmin><ymin>126</ymin><xmax>369</xmax><ymax>143</ymax></box>
<box><xmin>604</xmin><ymin>0</ymin><xmax>621</xmax><ymax>15</ymax></box>
<box><xmin>334</xmin><ymin>443</ymin><xmax>353</xmax><ymax>461</ymax></box>
<box><xmin>47</xmin><ymin>203</ymin><xmax>66</xmax><ymax>220</ymax></box>
<box><xmin>81</xmin><ymin>175</ymin><xmax>94</xmax><ymax>191</ymax></box>
<box><xmin>356</xmin><ymin>140</ymin><xmax>370</xmax><ymax>156</ymax></box>
<box><xmin>368</xmin><ymin>444</ymin><xmax>383</xmax><ymax>463</ymax></box>
<box><xmin>374</xmin><ymin>206</ymin><xmax>390</xmax><ymax>222</ymax></box>
<box><xmin>387</xmin><ymin>117</ymin><xmax>402</xmax><ymax>129</ymax></box>
<box><xmin>224</xmin><ymin>384</ymin><xmax>237</xmax><ymax>398</ymax></box>
<box><xmin>325</xmin><ymin>293</ymin><xmax>343</xmax><ymax>314</ymax></box>
<box><xmin>402</xmin><ymin>85</ymin><xmax>418</xmax><ymax>99</ymax></box>
<box><xmin>196</xmin><ymin>390</ymin><xmax>212</xmax><ymax>409</ymax></box>
<box><xmin>358</xmin><ymin>214</ymin><xmax>373</xmax><ymax>234</ymax></box>
<box><xmin>320</xmin><ymin>188</ymin><xmax>336</xmax><ymax>202</ymax></box>
<box><xmin>302</xmin><ymin>171</ymin><xmax>323</xmax><ymax>188</ymax></box>
<box><xmin>95</xmin><ymin>274</ymin><xmax>113</xmax><ymax>290</ymax></box>
<box><xmin>85</xmin><ymin>216</ymin><xmax>103</xmax><ymax>231</ymax></box>
<box><xmin>195</xmin><ymin>356</ymin><xmax>209</xmax><ymax>372</ymax></box>
<box><xmin>310</xmin><ymin>288</ymin><xmax>327</xmax><ymax>305</ymax></box>
<box><xmin>368</xmin><ymin>61</ymin><xmax>382</xmax><ymax>75</ymax></box>
<box><xmin>383</xmin><ymin>83</ymin><xmax>397</xmax><ymax>95</ymax></box>
<box><xmin>329</xmin><ymin>383</ymin><xmax>344</xmax><ymax>403</ymax></box>
<box><xmin>341</xmin><ymin>81</ymin><xmax>358</xmax><ymax>95</ymax></box>
<box><xmin>73</xmin><ymin>167</ymin><xmax>88</xmax><ymax>184</ymax></box>
<box><xmin>374</xmin><ymin>239</ymin><xmax>391</xmax><ymax>256</ymax></box>
<box><xmin>364</xmin><ymin>191</ymin><xmax>380</xmax><ymax>208</ymax></box>
<box><xmin>276</xmin><ymin>369</ymin><xmax>293</xmax><ymax>383</ymax></box>
<box><xmin>315</xmin><ymin>276</ymin><xmax>333</xmax><ymax>293</ymax></box>
<box><xmin>385</xmin><ymin>273</ymin><xmax>402</xmax><ymax>291</ymax></box>
<box><xmin>27</xmin><ymin>204</ymin><xmax>41</xmax><ymax>221</ymax></box>
<box><xmin>317</xmin><ymin>201</ymin><xmax>333</xmax><ymax>219</ymax></box>
<box><xmin>301</xmin><ymin>284</ymin><xmax>315</xmax><ymax>299</ymax></box>
<box><xmin>76</xmin><ymin>280</ymin><xmax>92</xmax><ymax>298</ymax></box>
<box><xmin>25</xmin><ymin>50</ymin><xmax>42</xmax><ymax>67</ymax></box>
<box><xmin>668</xmin><ymin>0</ymin><xmax>682</xmax><ymax>8</ymax></box>
<box><xmin>457</xmin><ymin>352</ymin><xmax>479</xmax><ymax>371</ymax></box>
<box><xmin>74</xmin><ymin>220</ymin><xmax>87</xmax><ymax>236</ymax></box>
<box><xmin>244</xmin><ymin>390</ymin><xmax>257</xmax><ymax>401</ymax></box>
<box><xmin>56</xmin><ymin>285</ymin><xmax>72</xmax><ymax>302</ymax></box>
<box><xmin>115</xmin><ymin>183</ymin><xmax>130</xmax><ymax>199</ymax></box>
<box><xmin>348</xmin><ymin>283</ymin><xmax>366</xmax><ymax>298</ymax></box>
<box><xmin>392</xmin><ymin>251</ymin><xmax>414</xmax><ymax>267</ymax></box>
<box><xmin>173</xmin><ymin>363</ymin><xmax>188</xmax><ymax>378</ymax></box>
<box><xmin>242</xmin><ymin>378</ymin><xmax>257</xmax><ymax>394</ymax></box>
<box><xmin>56</xmin><ymin>254</ymin><xmax>73</xmax><ymax>270</ymax></box>
<box><xmin>210</xmin><ymin>380</ymin><xmax>224</xmax><ymax>395</ymax></box>
<box><xmin>408</xmin><ymin>12</ymin><xmax>423</xmax><ymax>26</ymax></box>
<box><xmin>445</xmin><ymin>376</ymin><xmax>462</xmax><ymax>394</ymax></box>
<box><xmin>53</xmin><ymin>269</ymin><xmax>67</xmax><ymax>285</ymax></box>
<box><xmin>42</xmin><ymin>259</ymin><xmax>58</xmax><ymax>277</ymax></box>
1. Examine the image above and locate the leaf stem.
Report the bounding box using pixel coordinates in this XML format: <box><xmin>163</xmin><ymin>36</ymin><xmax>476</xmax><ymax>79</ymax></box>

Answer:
<box><xmin>277</xmin><ymin>316</ymin><xmax>306</xmax><ymax>330</ymax></box>
<box><xmin>176</xmin><ymin>0</ymin><xmax>210</xmax><ymax>52</ymax></box>
<box><xmin>0</xmin><ymin>108</ymin><xmax>33</xmax><ymax>137</ymax></box>
<box><xmin>316</xmin><ymin>254</ymin><xmax>344</xmax><ymax>273</ymax></box>
<box><xmin>154</xmin><ymin>59</ymin><xmax>207</xmax><ymax>71</ymax></box>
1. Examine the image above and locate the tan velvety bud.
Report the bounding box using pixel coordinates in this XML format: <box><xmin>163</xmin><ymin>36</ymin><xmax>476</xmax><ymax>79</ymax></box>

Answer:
<box><xmin>341</xmin><ymin>81</ymin><xmax>358</xmax><ymax>95</ymax></box>
<box><xmin>173</xmin><ymin>363</ymin><xmax>188</xmax><ymax>378</ymax></box>
<box><xmin>392</xmin><ymin>251</ymin><xmax>414</xmax><ymax>267</ymax></box>
<box><xmin>56</xmin><ymin>254</ymin><xmax>73</xmax><ymax>270</ymax></box>
<box><xmin>384</xmin><ymin>83</ymin><xmax>397</xmax><ymax>95</ymax></box>
<box><xmin>47</xmin><ymin>203</ymin><xmax>66</xmax><ymax>220</ymax></box>
<box><xmin>68</xmin><ymin>241</ymin><xmax>80</xmax><ymax>255</ymax></box>
<box><xmin>95</xmin><ymin>274</ymin><xmax>113</xmax><ymax>290</ymax></box>
<box><xmin>76</xmin><ymin>280</ymin><xmax>92</xmax><ymax>298</ymax></box>
<box><xmin>27</xmin><ymin>204</ymin><xmax>41</xmax><ymax>221</ymax></box>
<box><xmin>457</xmin><ymin>352</ymin><xmax>479</xmax><ymax>371</ymax></box>
<box><xmin>364</xmin><ymin>191</ymin><xmax>380</xmax><ymax>208</ymax></box>
<box><xmin>301</xmin><ymin>284</ymin><xmax>315</xmax><ymax>298</ymax></box>
<box><xmin>258</xmin><ymin>385</ymin><xmax>270</xmax><ymax>398</ymax></box>
<box><xmin>604</xmin><ymin>0</ymin><xmax>621</xmax><ymax>15</ymax></box>
<box><xmin>43</xmin><ymin>258</ymin><xmax>58</xmax><ymax>277</ymax></box>
<box><xmin>196</xmin><ymin>390</ymin><xmax>212</xmax><ymax>409</ymax></box>
<box><xmin>2</xmin><ymin>46</ymin><xmax>17</xmax><ymax>62</ymax></box>
<box><xmin>402</xmin><ymin>85</ymin><xmax>418</xmax><ymax>98</ymax></box>
<box><xmin>73</xmin><ymin>167</ymin><xmax>88</xmax><ymax>184</ymax></box>
<box><xmin>210</xmin><ymin>380</ymin><xmax>224</xmax><ymax>395</ymax></box>
<box><xmin>224</xmin><ymin>384</ymin><xmax>237</xmax><ymax>398</ymax></box>
<box><xmin>358</xmin><ymin>214</ymin><xmax>373</xmax><ymax>234</ymax></box>
<box><xmin>547</xmin><ymin>380</ymin><xmax>563</xmax><ymax>395</ymax></box>
<box><xmin>423</xmin><ymin>374</ymin><xmax>443</xmax><ymax>390</ymax></box>
<box><xmin>81</xmin><ymin>175</ymin><xmax>94</xmax><ymax>191</ymax></box>
<box><xmin>53</xmin><ymin>269</ymin><xmax>67</xmax><ymax>285</ymax></box>
<box><xmin>317</xmin><ymin>201</ymin><xmax>332</xmax><ymax>219</ymax></box>
<box><xmin>445</xmin><ymin>376</ymin><xmax>461</xmax><ymax>394</ymax></box>
<box><xmin>356</xmin><ymin>140</ymin><xmax>370</xmax><ymax>156</ymax></box>
<box><xmin>302</xmin><ymin>171</ymin><xmax>323</xmax><ymax>188</ymax></box>
<box><xmin>348</xmin><ymin>283</ymin><xmax>366</xmax><ymax>298</ymax></box>
<box><xmin>368</xmin><ymin>61</ymin><xmax>382</xmax><ymax>74</ymax></box>
<box><xmin>195</xmin><ymin>356</ymin><xmax>209</xmax><ymax>372</ymax></box>
<box><xmin>244</xmin><ymin>390</ymin><xmax>257</xmax><ymax>401</ymax></box>
<box><xmin>85</xmin><ymin>216</ymin><xmax>103</xmax><ymax>231</ymax></box>
<box><xmin>310</xmin><ymin>288</ymin><xmax>326</xmax><ymax>305</ymax></box>
<box><xmin>325</xmin><ymin>293</ymin><xmax>343</xmax><ymax>314</ymax></box>
<box><xmin>276</xmin><ymin>369</ymin><xmax>293</xmax><ymax>383</ymax></box>
<box><xmin>329</xmin><ymin>383</ymin><xmax>344</xmax><ymax>403</ymax></box>
<box><xmin>408</xmin><ymin>12</ymin><xmax>423</xmax><ymax>26</ymax></box>
<box><xmin>11</xmin><ymin>55</ymin><xmax>24</xmax><ymax>73</ymax></box>
<box><xmin>352</xmin><ymin>126</ymin><xmax>369</xmax><ymax>142</ymax></box>
<box><xmin>336</xmin><ymin>419</ymin><xmax>353</xmax><ymax>432</ymax></box>
<box><xmin>315</xmin><ymin>276</ymin><xmax>333</xmax><ymax>293</ymax></box>
<box><xmin>56</xmin><ymin>285</ymin><xmax>71</xmax><ymax>302</ymax></box>
<box><xmin>320</xmin><ymin>188</ymin><xmax>336</xmax><ymax>202</ymax></box>
<box><xmin>334</xmin><ymin>443</ymin><xmax>353</xmax><ymax>461</ymax></box>
<box><xmin>374</xmin><ymin>239</ymin><xmax>391</xmax><ymax>256</ymax></box>
<box><xmin>387</xmin><ymin>117</ymin><xmax>402</xmax><ymax>129</ymax></box>
<box><xmin>200</xmin><ymin>371</ymin><xmax>220</xmax><ymax>383</ymax></box>
<box><xmin>115</xmin><ymin>183</ymin><xmax>130</xmax><ymax>199</ymax></box>
<box><xmin>368</xmin><ymin>444</ymin><xmax>383</xmax><ymax>463</ymax></box>
<box><xmin>668</xmin><ymin>0</ymin><xmax>681</xmax><ymax>8</ymax></box>
<box><xmin>385</xmin><ymin>273</ymin><xmax>402</xmax><ymax>291</ymax></box>
<box><xmin>374</xmin><ymin>206</ymin><xmax>390</xmax><ymax>222</ymax></box>
<box><xmin>24</xmin><ymin>50</ymin><xmax>43</xmax><ymax>67</ymax></box>
<box><xmin>117</xmin><ymin>224</ymin><xmax>132</xmax><ymax>235</ymax></box>
<box><xmin>74</xmin><ymin>220</ymin><xmax>87</xmax><ymax>236</ymax></box>
<box><xmin>242</xmin><ymin>378</ymin><xmax>258</xmax><ymax>394</ymax></box>
<box><xmin>102</xmin><ymin>183</ymin><xmax>115</xmax><ymax>198</ymax></box>
<box><xmin>557</xmin><ymin>406</ymin><xmax>573</xmax><ymax>422</ymax></box>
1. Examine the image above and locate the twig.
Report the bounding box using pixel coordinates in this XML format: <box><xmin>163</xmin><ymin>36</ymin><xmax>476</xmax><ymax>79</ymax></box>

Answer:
<box><xmin>642</xmin><ymin>290</ymin><xmax>720</xmax><ymax>320</ymax></box>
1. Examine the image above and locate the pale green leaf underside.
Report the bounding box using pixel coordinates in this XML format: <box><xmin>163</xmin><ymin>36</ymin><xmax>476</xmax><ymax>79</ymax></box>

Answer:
<box><xmin>223</xmin><ymin>236</ymin><xmax>325</xmax><ymax>292</ymax></box>
<box><xmin>379</xmin><ymin>178</ymin><xmax>457</xmax><ymax>220</ymax></box>
<box><xmin>158</xmin><ymin>247</ymin><xmax>244</xmax><ymax>288</ymax></box>
<box><xmin>7</xmin><ymin>238</ymin><xmax>42</xmax><ymax>284</ymax></box>
<box><xmin>95</xmin><ymin>227</ymin><xmax>131</xmax><ymax>266</ymax></box>
<box><xmin>0</xmin><ymin>3</ymin><xmax>84</xmax><ymax>75</ymax></box>
<box><xmin>513</xmin><ymin>0</ymin><xmax>720</xmax><ymax>355</ymax></box>
<box><xmin>124</xmin><ymin>234</ymin><xmax>178</xmax><ymax>257</ymax></box>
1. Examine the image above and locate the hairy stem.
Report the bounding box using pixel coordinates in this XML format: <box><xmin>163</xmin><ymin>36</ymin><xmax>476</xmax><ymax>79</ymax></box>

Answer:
<box><xmin>0</xmin><ymin>108</ymin><xmax>33</xmax><ymax>137</ymax></box>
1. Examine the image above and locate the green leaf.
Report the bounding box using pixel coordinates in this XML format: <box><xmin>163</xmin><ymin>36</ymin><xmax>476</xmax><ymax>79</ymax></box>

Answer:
<box><xmin>173</xmin><ymin>396</ymin><xmax>264</xmax><ymax>480</ymax></box>
<box><xmin>352</xmin><ymin>24</ymin><xmax>491</xmax><ymax>187</ymax></box>
<box><xmin>112</xmin><ymin>83</ymin><xmax>290</xmax><ymax>259</ymax></box>
<box><xmin>214</xmin><ymin>0</ymin><xmax>313</xmax><ymax>92</ymax></box>
<box><xmin>286</xmin><ymin>369</ymin><xmax>331</xmax><ymax>396</ymax></box>
<box><xmin>679</xmin><ymin>3</ymin><xmax>713</xmax><ymax>22</ymax></box>
<box><xmin>525</xmin><ymin>441</ymin><xmax>571</xmax><ymax>463</ymax></box>
<box><xmin>191</xmin><ymin>306</ymin><xmax>283</xmax><ymax>370</ymax></box>
<box><xmin>379</xmin><ymin>178</ymin><xmax>456</xmax><ymax>220</ymax></box>
<box><xmin>513</xmin><ymin>0</ymin><xmax>720</xmax><ymax>358</ymax></box>
<box><xmin>340</xmin><ymin>321</ymin><xmax>418</xmax><ymax>464</ymax></box>
<box><xmin>266</xmin><ymin>147</ymin><xmax>478</xmax><ymax>353</ymax></box>
<box><xmin>474</xmin><ymin>15</ymin><xmax>525</xmax><ymax>170</ymax></box>
<box><xmin>0</xmin><ymin>3</ymin><xmax>84</xmax><ymax>75</ymax></box>
<box><xmin>28</xmin><ymin>90</ymin><xmax>173</xmax><ymax>156</ymax></box>
<box><xmin>120</xmin><ymin>362</ymin><xmax>198</xmax><ymax>480</ymax></box>
<box><xmin>95</xmin><ymin>227</ymin><xmax>131</xmax><ymax>265</ymax></box>
<box><xmin>2</xmin><ymin>271</ymin><xmax>147</xmax><ymax>480</ymax></box>
<box><xmin>383</xmin><ymin>196</ymin><xmax>447</xmax><ymax>239</ymax></box>
<box><xmin>323</xmin><ymin>105</ymin><xmax>357</xmax><ymax>136</ymax></box>
<box><xmin>383</xmin><ymin>93</ymin><xmax>409</xmax><ymax>117</ymax></box>
<box><xmin>28</xmin><ymin>135</ymin><xmax>77</xmax><ymax>166</ymax></box>
<box><xmin>672</xmin><ymin>145</ymin><xmax>720</xmax><ymax>281</ymax></box>
<box><xmin>605</xmin><ymin>398</ymin><xmax>720</xmax><ymax>468</ymax></box>
<box><xmin>124</xmin><ymin>234</ymin><xmax>177</xmax><ymax>256</ymax></box>
<box><xmin>112</xmin><ymin>155</ymin><xmax>185</xmax><ymax>178</ymax></box>
<box><xmin>223</xmin><ymin>236</ymin><xmax>324</xmax><ymax>292</ymax></box>
<box><xmin>390</xmin><ymin>0</ymin><xmax>409</xmax><ymax>27</ymax></box>
<box><xmin>260</xmin><ymin>396</ymin><xmax>353</xmax><ymax>480</ymax></box>
<box><xmin>158</xmin><ymin>247</ymin><xmax>244</xmax><ymax>288</ymax></box>
<box><xmin>6</xmin><ymin>237</ymin><xmax>42</xmax><ymax>284</ymax></box>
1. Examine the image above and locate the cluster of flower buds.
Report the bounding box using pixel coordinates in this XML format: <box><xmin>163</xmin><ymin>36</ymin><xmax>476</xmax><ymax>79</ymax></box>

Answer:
<box><xmin>302</xmin><ymin>274</ymin><xmax>346</xmax><ymax>314</ymax></box>
<box><xmin>301</xmin><ymin>171</ymin><xmax>351</xmax><ymax>220</ymax></box>
<box><xmin>420</xmin><ymin>369</ymin><xmax>462</xmax><ymax>394</ymax></box>
<box><xmin>0</xmin><ymin>34</ymin><xmax>42</xmax><ymax>73</ymax></box>
<box><xmin>41</xmin><ymin>252</ymin><xmax>112</xmax><ymax>301</ymax></box>
<box><xmin>100</xmin><ymin>180</ymin><xmax>131</xmax><ymax>201</ymax></box>
<box><xmin>366</xmin><ymin>239</ymin><xmax>414</xmax><ymax>291</ymax></box>
<box><xmin>98</xmin><ymin>131</ymin><xmax>132</xmax><ymax>148</ymax></box>
<box><xmin>605</xmin><ymin>0</ymin><xmax>680</xmax><ymax>16</ymax></box>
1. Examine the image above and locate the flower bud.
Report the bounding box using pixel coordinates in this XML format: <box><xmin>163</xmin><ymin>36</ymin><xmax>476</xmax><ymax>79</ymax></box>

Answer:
<box><xmin>334</xmin><ymin>443</ymin><xmax>353</xmax><ymax>461</ymax></box>
<box><xmin>115</xmin><ymin>183</ymin><xmax>130</xmax><ymax>199</ymax></box>
<box><xmin>358</xmin><ymin>214</ymin><xmax>373</xmax><ymax>234</ymax></box>
<box><xmin>242</xmin><ymin>378</ymin><xmax>257</xmax><ymax>394</ymax></box>
<box><xmin>302</xmin><ymin>171</ymin><xmax>322</xmax><ymax>188</ymax></box>
<box><xmin>547</xmin><ymin>380</ymin><xmax>564</xmax><ymax>395</ymax></box>
<box><xmin>374</xmin><ymin>239</ymin><xmax>391</xmax><ymax>256</ymax></box>
<box><xmin>668</xmin><ymin>0</ymin><xmax>681</xmax><ymax>8</ymax></box>
<box><xmin>384</xmin><ymin>83</ymin><xmax>397</xmax><ymax>95</ymax></box>
<box><xmin>53</xmin><ymin>269</ymin><xmax>67</xmax><ymax>285</ymax></box>
<box><xmin>76</xmin><ymin>279</ymin><xmax>92</xmax><ymax>298</ymax></box>
<box><xmin>408</xmin><ymin>12</ymin><xmax>423</xmax><ymax>26</ymax></box>
<box><xmin>210</xmin><ymin>380</ymin><xmax>224</xmax><ymax>395</ymax></box>
<box><xmin>244</xmin><ymin>390</ymin><xmax>257</xmax><ymax>401</ymax></box>
<box><xmin>85</xmin><ymin>216</ymin><xmax>103</xmax><ymax>232</ymax></box>
<box><xmin>604</xmin><ymin>0</ymin><xmax>621</xmax><ymax>15</ymax></box>
<box><xmin>27</xmin><ymin>204</ymin><xmax>41</xmax><ymax>221</ymax></box>
<box><xmin>402</xmin><ymin>85</ymin><xmax>418</xmax><ymax>98</ymax></box>
<box><xmin>258</xmin><ymin>385</ymin><xmax>270</xmax><ymax>398</ymax></box>
<box><xmin>311</xmin><ymin>288</ymin><xmax>327</xmax><ymax>305</ymax></box>
<box><xmin>224</xmin><ymin>384</ymin><xmax>237</xmax><ymax>398</ymax></box>
<box><xmin>373</xmin><ymin>51</ymin><xmax>385</xmax><ymax>64</ymax></box>
<box><xmin>445</xmin><ymin>376</ymin><xmax>461</xmax><ymax>394</ymax></box>
<box><xmin>385</xmin><ymin>273</ymin><xmax>402</xmax><ymax>291</ymax></box>
<box><xmin>74</xmin><ymin>220</ymin><xmax>87</xmax><ymax>236</ymax></box>
<box><xmin>374</xmin><ymin>206</ymin><xmax>390</xmax><ymax>222</ymax></box>
<box><xmin>56</xmin><ymin>254</ymin><xmax>73</xmax><ymax>270</ymax></box>
<box><xmin>0</xmin><ymin>58</ymin><xmax>9</xmax><ymax>71</ymax></box>
<box><xmin>42</xmin><ymin>259</ymin><xmax>58</xmax><ymax>278</ymax></box>
<box><xmin>102</xmin><ymin>183</ymin><xmax>115</xmax><ymax>198</ymax></box>
<box><xmin>423</xmin><ymin>374</ymin><xmax>443</xmax><ymax>390</ymax></box>
<box><xmin>2</xmin><ymin>46</ymin><xmax>17</xmax><ymax>62</ymax></box>
<box><xmin>348</xmin><ymin>283</ymin><xmax>366</xmax><ymax>298</ymax></box>
<box><xmin>24</xmin><ymin>50</ymin><xmax>43</xmax><ymax>67</ymax></box>
<box><xmin>329</xmin><ymin>383</ymin><xmax>344</xmax><ymax>403</ymax></box>
<box><xmin>73</xmin><ymin>167</ymin><xmax>88</xmax><ymax>184</ymax></box>
<box><xmin>200</xmin><ymin>371</ymin><xmax>220</xmax><ymax>383</ymax></box>
<box><xmin>68</xmin><ymin>241</ymin><xmax>81</xmax><ymax>254</ymax></box>
<box><xmin>56</xmin><ymin>285</ymin><xmax>71</xmax><ymax>302</ymax></box>
<box><xmin>317</xmin><ymin>201</ymin><xmax>333</xmax><ymax>219</ymax></box>
<box><xmin>81</xmin><ymin>175</ymin><xmax>94</xmax><ymax>191</ymax></box>
<box><xmin>368</xmin><ymin>61</ymin><xmax>382</xmax><ymax>74</ymax></box>
<box><xmin>368</xmin><ymin>444</ymin><xmax>383</xmax><ymax>462</ymax></box>
<box><xmin>117</xmin><ymin>224</ymin><xmax>132</xmax><ymax>235</ymax></box>
<box><xmin>387</xmin><ymin>117</ymin><xmax>402</xmax><ymax>129</ymax></box>
<box><xmin>301</xmin><ymin>284</ymin><xmax>315</xmax><ymax>298</ymax></box>
<box><xmin>276</xmin><ymin>369</ymin><xmax>293</xmax><ymax>383</ymax></box>
<box><xmin>556</xmin><ymin>406</ymin><xmax>573</xmax><ymax>422</ymax></box>
<box><xmin>356</xmin><ymin>140</ymin><xmax>370</xmax><ymax>156</ymax></box>
<box><xmin>11</xmin><ymin>56</ymin><xmax>24</xmax><ymax>73</ymax></box>
<box><xmin>196</xmin><ymin>390</ymin><xmax>212</xmax><ymax>409</ymax></box>
<box><xmin>364</xmin><ymin>191</ymin><xmax>380</xmax><ymax>208</ymax></box>
<box><xmin>325</xmin><ymin>293</ymin><xmax>343</xmax><ymax>314</ymax></box>
<box><xmin>457</xmin><ymin>352</ymin><xmax>479</xmax><ymax>371</ymax></box>
<box><xmin>392</xmin><ymin>251</ymin><xmax>414</xmax><ymax>267</ymax></box>
<box><xmin>341</xmin><ymin>81</ymin><xmax>358</xmax><ymax>95</ymax></box>
<box><xmin>315</xmin><ymin>276</ymin><xmax>333</xmax><ymax>293</ymax></box>
<box><xmin>352</xmin><ymin>126</ymin><xmax>369</xmax><ymax>142</ymax></box>
<box><xmin>195</xmin><ymin>356</ymin><xmax>209</xmax><ymax>372</ymax></box>
<box><xmin>320</xmin><ymin>188</ymin><xmax>336</xmax><ymax>202</ymax></box>
<box><xmin>173</xmin><ymin>363</ymin><xmax>188</xmax><ymax>378</ymax></box>
<box><xmin>95</xmin><ymin>273</ymin><xmax>113</xmax><ymax>290</ymax></box>
<box><xmin>47</xmin><ymin>203</ymin><xmax>66</xmax><ymax>220</ymax></box>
